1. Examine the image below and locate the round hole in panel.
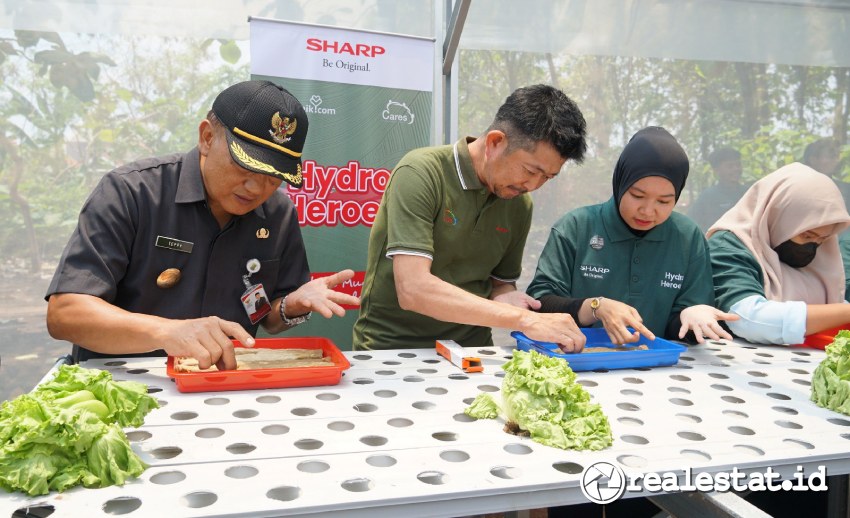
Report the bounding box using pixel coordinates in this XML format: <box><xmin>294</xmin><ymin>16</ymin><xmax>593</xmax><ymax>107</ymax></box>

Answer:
<box><xmin>413</xmin><ymin>401</ymin><xmax>436</xmax><ymax>410</ymax></box>
<box><xmin>462</xmin><ymin>397</ymin><xmax>476</xmax><ymax>405</ymax></box>
<box><xmin>14</xmin><ymin>505</ymin><xmax>54</xmax><ymax>517</ymax></box>
<box><xmin>708</xmin><ymin>341</ymin><xmax>725</xmax><ymax>346</ymax></box>
<box><xmin>729</xmin><ymin>426</ymin><xmax>755</xmax><ymax>435</ymax></box>
<box><xmin>233</xmin><ymin>409</ymin><xmax>259</xmax><ymax>419</ymax></box>
<box><xmin>297</xmin><ymin>461</ymin><xmax>330</xmax><ymax>473</ymax></box>
<box><xmin>670</xmin><ymin>375</ymin><xmax>691</xmax><ymax>382</ymax></box>
<box><xmin>495</xmin><ymin>371</ymin><xmax>506</xmax><ymax>378</ymax></box>
<box><xmin>706</xmin><ymin>347</ymin><xmax>721</xmax><ymax>352</ymax></box>
<box><xmin>504</xmin><ymin>443</ymin><xmax>533</xmax><ymax>455</ymax></box>
<box><xmin>440</xmin><ymin>450</ymin><xmax>470</xmax><ymax>462</ymax></box>
<box><xmin>404</xmin><ymin>376</ymin><xmax>425</xmax><ymax>383</ymax></box>
<box><xmin>205</xmin><ymin>397</ymin><xmax>230</xmax><ymax>406</ymax></box>
<box><xmin>150</xmin><ymin>471</ymin><xmax>186</xmax><ymax>484</ymax></box>
<box><xmin>225</xmin><ymin>465</ymin><xmax>259</xmax><ymax>478</ymax></box>
<box><xmin>342</xmin><ymin>478</ymin><xmax>374</xmax><ymax>492</ymax></box>
<box><xmin>126</xmin><ymin>430</ymin><xmax>152</xmax><ymax>442</ymax></box>
<box><xmin>617</xmin><ymin>402</ymin><xmax>640</xmax><ymax>412</ymax></box>
<box><xmin>722</xmin><ymin>410</ymin><xmax>748</xmax><ymax>419</ymax></box>
<box><xmin>491</xmin><ymin>466</ymin><xmax>521</xmax><ymax>479</ymax></box>
<box><xmin>710</xmin><ymin>384</ymin><xmax>733</xmax><ymax>392</ymax></box>
<box><xmin>621</xmin><ymin>389</ymin><xmax>643</xmax><ymax>396</ymax></box>
<box><xmin>170</xmin><ymin>411</ymin><xmax>198</xmax><ymax>421</ymax></box>
<box><xmin>676</xmin><ymin>364</ymin><xmax>694</xmax><ymax>370</ymax></box>
<box><xmin>126</xmin><ymin>368</ymin><xmax>149</xmax><ymax>375</ymax></box>
<box><xmin>157</xmin><ymin>399</ymin><xmax>168</xmax><ymax>407</ymax></box>
<box><xmin>792</xmin><ymin>379</ymin><xmax>811</xmax><ymax>386</ymax></box>
<box><xmin>102</xmin><ymin>496</ymin><xmax>142</xmax><ymax>514</ymax></box>
<box><xmin>195</xmin><ymin>427</ymin><xmax>225</xmax><ymax>439</ymax></box>
<box><xmin>669</xmin><ymin>398</ymin><xmax>693</xmax><ymax>406</ymax></box>
<box><xmin>398</xmin><ymin>352</ymin><xmax>416</xmax><ymax>358</ymax></box>
<box><xmin>708</xmin><ymin>373</ymin><xmax>729</xmax><ymax>379</ymax></box>
<box><xmin>677</xmin><ymin>431</ymin><xmax>706</xmax><ymax>441</ymax></box>
<box><xmin>262</xmin><ymin>424</ymin><xmax>290</xmax><ymax>435</ymax></box>
<box><xmin>353</xmin><ymin>354</ymin><xmax>372</xmax><ymax>360</ymax></box>
<box><xmin>791</xmin><ymin>358</ymin><xmax>810</xmax><ymax>363</ymax></box>
<box><xmin>179</xmin><ymin>492</ymin><xmax>217</xmax><ymax>508</ymax></box>
<box><xmin>711</xmin><ymin>361</ymin><xmax>730</xmax><ymax>367</ymax></box>
<box><xmin>721</xmin><ymin>395</ymin><xmax>745</xmax><ymax>404</ymax></box>
<box><xmin>373</xmin><ymin>390</ymin><xmax>397</xmax><ymax>398</ymax></box>
<box><xmin>433</xmin><ymin>431</ymin><xmax>458</xmax><ymax>442</ymax></box>
<box><xmin>592</xmin><ymin>369</ymin><xmax>609</xmax><ymax>373</ymax></box>
<box><xmin>578</xmin><ymin>379</ymin><xmax>598</xmax><ymax>387</ymax></box>
<box><xmin>552</xmin><ymin>461</ymin><xmax>584</xmax><ymax>474</ymax></box>
<box><xmin>226</xmin><ymin>443</ymin><xmax>256</xmax><ymax>455</ymax></box>
<box><xmin>753</xmin><ymin>359</ymin><xmax>771</xmax><ymax>365</ymax></box>
<box><xmin>783</xmin><ymin>438</ymin><xmax>814</xmax><ymax>450</ymax></box>
<box><xmin>772</xmin><ymin>406</ymin><xmax>798</xmax><ymax>415</ymax></box>
<box><xmin>353</xmin><ymin>378</ymin><xmax>374</xmax><ymax>385</ymax></box>
<box><xmin>449</xmin><ymin>373</ymin><xmax>469</xmax><ymax>380</ymax></box>
<box><xmin>147</xmin><ymin>386</ymin><xmax>163</xmax><ymax>394</ymax></box>
<box><xmin>418</xmin><ymin>368</ymin><xmax>438</xmax><ymax>374</ymax></box>
<box><xmin>105</xmin><ymin>361</ymin><xmax>126</xmax><ymax>366</ymax></box>
<box><xmin>733</xmin><ymin>444</ymin><xmax>765</xmax><ymax>456</ymax></box>
<box><xmin>360</xmin><ymin>435</ymin><xmax>388</xmax><ymax>446</ymax></box>
<box><xmin>747</xmin><ymin>370</ymin><xmax>767</xmax><ymax>378</ymax></box>
<box><xmin>417</xmin><ymin>471</ymin><xmax>447</xmax><ymax>485</ymax></box>
<box><xmin>792</xmin><ymin>351</ymin><xmax>811</xmax><ymax>356</ymax></box>
<box><xmin>423</xmin><ymin>359</ymin><xmax>441</xmax><ymax>364</ymax></box>
<box><xmin>291</xmin><ymin>407</ymin><xmax>316</xmax><ymax>417</ymax></box>
<box><xmin>667</xmin><ymin>387</ymin><xmax>690</xmax><ymax>394</ymax></box>
<box><xmin>618</xmin><ymin>416</ymin><xmax>644</xmax><ymax>426</ymax></box>
<box><xmin>328</xmin><ymin>420</ymin><xmax>355</xmax><ymax>431</ymax></box>
<box><xmin>255</xmin><ymin>395</ymin><xmax>280</xmax><ymax>404</ymax></box>
<box><xmin>775</xmin><ymin>420</ymin><xmax>803</xmax><ymax>429</ymax></box>
<box><xmin>383</xmin><ymin>360</ymin><xmax>401</xmax><ymax>365</ymax></box>
<box><xmin>426</xmin><ymin>387</ymin><xmax>448</xmax><ymax>395</ymax></box>
<box><xmin>617</xmin><ymin>455</ymin><xmax>648</xmax><ymax>468</ymax></box>
<box><xmin>767</xmin><ymin>392</ymin><xmax>791</xmax><ymax>401</ymax></box>
<box><xmin>151</xmin><ymin>446</ymin><xmax>182</xmax><ymax>459</ymax></box>
<box><xmin>841</xmin><ymin>434</ymin><xmax>850</xmax><ymax>440</ymax></box>
<box><xmin>388</xmin><ymin>417</ymin><xmax>414</xmax><ymax>427</ymax></box>
<box><xmin>477</xmin><ymin>384</ymin><xmax>500</xmax><ymax>392</ymax></box>
<box><xmin>354</xmin><ymin>403</ymin><xmax>378</xmax><ymax>412</ymax></box>
<box><xmin>453</xmin><ymin>413</ymin><xmax>475</xmax><ymax>423</ymax></box>
<box><xmin>680</xmin><ymin>356</ymin><xmax>695</xmax><ymax>362</ymax></box>
<box><xmin>620</xmin><ymin>435</ymin><xmax>649</xmax><ymax>445</ymax></box>
<box><xmin>316</xmin><ymin>392</ymin><xmax>340</xmax><ymax>401</ymax></box>
<box><xmin>749</xmin><ymin>381</ymin><xmax>771</xmax><ymax>389</ymax></box>
<box><xmin>376</xmin><ymin>370</ymin><xmax>396</xmax><ymax>376</ymax></box>
<box><xmin>755</xmin><ymin>352</ymin><xmax>774</xmax><ymax>357</ymax></box>
<box><xmin>716</xmin><ymin>354</ymin><xmax>734</xmax><ymax>360</ymax></box>
<box><xmin>680</xmin><ymin>449</ymin><xmax>711</xmax><ymax>461</ymax></box>
<box><xmin>478</xmin><ymin>349</ymin><xmax>497</xmax><ymax>355</ymax></box>
<box><xmin>789</xmin><ymin>368</ymin><xmax>809</xmax><ymax>375</ymax></box>
<box><xmin>294</xmin><ymin>439</ymin><xmax>324</xmax><ymax>450</ymax></box>
<box><xmin>367</xmin><ymin>455</ymin><xmax>397</xmax><ymax>467</ymax></box>
<box><xmin>623</xmin><ymin>377</ymin><xmax>644</xmax><ymax>385</ymax></box>
<box><xmin>267</xmin><ymin>486</ymin><xmax>301</xmax><ymax>501</ymax></box>
<box><xmin>634</xmin><ymin>367</ymin><xmax>652</xmax><ymax>372</ymax></box>
<box><xmin>828</xmin><ymin>418</ymin><xmax>850</xmax><ymax>426</ymax></box>
<box><xmin>675</xmin><ymin>413</ymin><xmax>702</xmax><ymax>423</ymax></box>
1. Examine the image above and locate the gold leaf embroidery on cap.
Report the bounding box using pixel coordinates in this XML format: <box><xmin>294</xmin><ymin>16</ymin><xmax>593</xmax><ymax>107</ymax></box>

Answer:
<box><xmin>269</xmin><ymin>112</ymin><xmax>297</xmax><ymax>144</ymax></box>
<box><xmin>229</xmin><ymin>141</ymin><xmax>302</xmax><ymax>185</ymax></box>
<box><xmin>256</xmin><ymin>228</ymin><xmax>270</xmax><ymax>239</ymax></box>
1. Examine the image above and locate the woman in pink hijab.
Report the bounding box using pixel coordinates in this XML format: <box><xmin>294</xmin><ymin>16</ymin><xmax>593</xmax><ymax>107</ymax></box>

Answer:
<box><xmin>708</xmin><ymin>163</ymin><xmax>850</xmax><ymax>344</ymax></box>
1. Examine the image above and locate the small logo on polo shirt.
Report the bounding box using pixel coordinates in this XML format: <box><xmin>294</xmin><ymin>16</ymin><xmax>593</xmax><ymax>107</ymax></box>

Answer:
<box><xmin>443</xmin><ymin>208</ymin><xmax>458</xmax><ymax>225</ymax></box>
<box><xmin>590</xmin><ymin>235</ymin><xmax>604</xmax><ymax>250</ymax></box>
<box><xmin>256</xmin><ymin>228</ymin><xmax>270</xmax><ymax>239</ymax></box>
<box><xmin>495</xmin><ymin>226</ymin><xmax>509</xmax><ymax>233</ymax></box>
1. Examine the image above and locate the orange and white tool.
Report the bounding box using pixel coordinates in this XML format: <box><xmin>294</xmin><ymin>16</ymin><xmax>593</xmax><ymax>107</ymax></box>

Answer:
<box><xmin>436</xmin><ymin>339</ymin><xmax>483</xmax><ymax>373</ymax></box>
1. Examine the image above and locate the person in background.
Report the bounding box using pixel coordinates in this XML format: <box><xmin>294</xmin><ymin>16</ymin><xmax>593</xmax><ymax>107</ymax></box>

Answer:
<box><xmin>709</xmin><ymin>163</ymin><xmax>850</xmax><ymax>345</ymax></box>
<box><xmin>528</xmin><ymin>126</ymin><xmax>737</xmax><ymax>345</ymax></box>
<box><xmin>353</xmin><ymin>84</ymin><xmax>589</xmax><ymax>352</ymax></box>
<box><xmin>46</xmin><ymin>80</ymin><xmax>359</xmax><ymax>370</ymax></box>
<box><xmin>687</xmin><ymin>147</ymin><xmax>749</xmax><ymax>233</ymax></box>
<box><xmin>803</xmin><ymin>137</ymin><xmax>849</xmax><ymax>207</ymax></box>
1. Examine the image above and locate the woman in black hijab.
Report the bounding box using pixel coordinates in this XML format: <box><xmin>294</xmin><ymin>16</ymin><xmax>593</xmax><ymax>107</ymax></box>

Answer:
<box><xmin>527</xmin><ymin>127</ymin><xmax>737</xmax><ymax>348</ymax></box>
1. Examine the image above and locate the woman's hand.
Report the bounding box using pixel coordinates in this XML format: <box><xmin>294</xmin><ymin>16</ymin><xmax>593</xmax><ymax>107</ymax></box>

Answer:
<box><xmin>678</xmin><ymin>305</ymin><xmax>740</xmax><ymax>343</ymax></box>
<box><xmin>592</xmin><ymin>298</ymin><xmax>655</xmax><ymax>344</ymax></box>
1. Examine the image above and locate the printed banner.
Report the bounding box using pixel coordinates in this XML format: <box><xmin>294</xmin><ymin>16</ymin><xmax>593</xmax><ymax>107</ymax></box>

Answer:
<box><xmin>250</xmin><ymin>18</ymin><xmax>434</xmax><ymax>348</ymax></box>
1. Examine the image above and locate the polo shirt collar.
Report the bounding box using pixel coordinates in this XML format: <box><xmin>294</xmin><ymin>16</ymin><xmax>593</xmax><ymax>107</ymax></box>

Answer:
<box><xmin>453</xmin><ymin>137</ymin><xmax>484</xmax><ymax>191</ymax></box>
<box><xmin>175</xmin><ymin>147</ymin><xmax>267</xmax><ymax>219</ymax></box>
<box><xmin>601</xmin><ymin>197</ymin><xmax>665</xmax><ymax>242</ymax></box>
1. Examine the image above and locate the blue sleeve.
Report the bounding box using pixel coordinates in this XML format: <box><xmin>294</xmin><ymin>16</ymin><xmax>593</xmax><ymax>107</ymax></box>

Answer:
<box><xmin>727</xmin><ymin>295</ymin><xmax>807</xmax><ymax>345</ymax></box>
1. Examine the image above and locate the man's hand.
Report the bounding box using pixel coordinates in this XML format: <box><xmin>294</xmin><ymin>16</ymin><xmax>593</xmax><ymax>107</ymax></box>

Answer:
<box><xmin>158</xmin><ymin>316</ymin><xmax>255</xmax><ymax>370</ymax></box>
<box><xmin>593</xmin><ymin>298</ymin><xmax>655</xmax><ymax>345</ymax></box>
<box><xmin>492</xmin><ymin>290</ymin><xmax>542</xmax><ymax>310</ymax></box>
<box><xmin>284</xmin><ymin>269</ymin><xmax>361</xmax><ymax>318</ymax></box>
<box><xmin>678</xmin><ymin>304</ymin><xmax>739</xmax><ymax>343</ymax></box>
<box><xmin>519</xmin><ymin>312</ymin><xmax>587</xmax><ymax>353</ymax></box>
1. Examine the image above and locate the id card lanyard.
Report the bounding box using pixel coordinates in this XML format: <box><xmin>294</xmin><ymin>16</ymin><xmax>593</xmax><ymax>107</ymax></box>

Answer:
<box><xmin>240</xmin><ymin>259</ymin><xmax>271</xmax><ymax>324</ymax></box>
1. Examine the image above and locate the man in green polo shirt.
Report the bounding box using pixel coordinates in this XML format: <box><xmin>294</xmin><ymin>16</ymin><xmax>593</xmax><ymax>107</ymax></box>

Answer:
<box><xmin>352</xmin><ymin>85</ymin><xmax>588</xmax><ymax>351</ymax></box>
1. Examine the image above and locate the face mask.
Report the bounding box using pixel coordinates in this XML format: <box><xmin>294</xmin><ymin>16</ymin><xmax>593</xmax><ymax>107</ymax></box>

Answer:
<box><xmin>773</xmin><ymin>240</ymin><xmax>819</xmax><ymax>268</ymax></box>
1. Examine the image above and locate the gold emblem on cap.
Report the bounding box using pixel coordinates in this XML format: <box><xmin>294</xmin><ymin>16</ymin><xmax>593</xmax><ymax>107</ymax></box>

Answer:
<box><xmin>269</xmin><ymin>112</ymin><xmax>296</xmax><ymax>144</ymax></box>
<box><xmin>229</xmin><ymin>141</ymin><xmax>302</xmax><ymax>186</ymax></box>
<box><xmin>157</xmin><ymin>268</ymin><xmax>181</xmax><ymax>289</ymax></box>
<box><xmin>256</xmin><ymin>228</ymin><xmax>270</xmax><ymax>239</ymax></box>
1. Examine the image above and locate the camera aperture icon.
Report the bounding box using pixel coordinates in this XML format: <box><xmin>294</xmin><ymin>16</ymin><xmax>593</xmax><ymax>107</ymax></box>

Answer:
<box><xmin>581</xmin><ymin>461</ymin><xmax>627</xmax><ymax>504</ymax></box>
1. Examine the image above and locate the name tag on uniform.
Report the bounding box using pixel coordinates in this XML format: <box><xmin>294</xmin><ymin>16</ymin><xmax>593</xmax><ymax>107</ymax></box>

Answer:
<box><xmin>155</xmin><ymin>235</ymin><xmax>194</xmax><ymax>254</ymax></box>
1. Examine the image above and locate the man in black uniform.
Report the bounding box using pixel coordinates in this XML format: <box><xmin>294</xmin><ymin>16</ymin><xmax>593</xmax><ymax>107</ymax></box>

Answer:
<box><xmin>46</xmin><ymin>80</ymin><xmax>358</xmax><ymax>370</ymax></box>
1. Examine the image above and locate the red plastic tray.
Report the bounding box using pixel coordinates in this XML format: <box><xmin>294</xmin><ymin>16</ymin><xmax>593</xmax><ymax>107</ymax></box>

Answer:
<box><xmin>166</xmin><ymin>337</ymin><xmax>350</xmax><ymax>393</ymax></box>
<box><xmin>799</xmin><ymin>326</ymin><xmax>848</xmax><ymax>350</ymax></box>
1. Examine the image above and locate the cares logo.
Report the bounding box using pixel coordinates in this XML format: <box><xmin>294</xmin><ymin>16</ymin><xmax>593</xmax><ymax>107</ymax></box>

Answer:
<box><xmin>306</xmin><ymin>38</ymin><xmax>386</xmax><ymax>57</ymax></box>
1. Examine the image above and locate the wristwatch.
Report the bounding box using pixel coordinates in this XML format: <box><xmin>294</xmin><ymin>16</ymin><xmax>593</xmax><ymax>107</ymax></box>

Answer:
<box><xmin>590</xmin><ymin>297</ymin><xmax>603</xmax><ymax>321</ymax></box>
<box><xmin>280</xmin><ymin>295</ymin><xmax>312</xmax><ymax>327</ymax></box>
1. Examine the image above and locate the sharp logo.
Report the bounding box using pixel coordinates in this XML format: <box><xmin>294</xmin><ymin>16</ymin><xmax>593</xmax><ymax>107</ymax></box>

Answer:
<box><xmin>303</xmin><ymin>95</ymin><xmax>337</xmax><ymax>115</ymax></box>
<box><xmin>382</xmin><ymin>100</ymin><xmax>414</xmax><ymax>124</ymax></box>
<box><xmin>306</xmin><ymin>38</ymin><xmax>386</xmax><ymax>57</ymax></box>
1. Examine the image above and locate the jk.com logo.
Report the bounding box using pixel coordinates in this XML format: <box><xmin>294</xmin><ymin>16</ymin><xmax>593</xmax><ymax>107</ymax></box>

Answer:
<box><xmin>580</xmin><ymin>462</ymin><xmax>828</xmax><ymax>504</ymax></box>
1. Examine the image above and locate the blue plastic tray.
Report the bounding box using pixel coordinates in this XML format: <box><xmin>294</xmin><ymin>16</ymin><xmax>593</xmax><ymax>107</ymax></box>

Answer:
<box><xmin>511</xmin><ymin>328</ymin><xmax>687</xmax><ymax>371</ymax></box>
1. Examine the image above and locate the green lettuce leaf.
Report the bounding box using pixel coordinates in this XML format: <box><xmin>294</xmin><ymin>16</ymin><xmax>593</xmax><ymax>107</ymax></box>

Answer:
<box><xmin>812</xmin><ymin>330</ymin><xmax>850</xmax><ymax>415</ymax></box>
